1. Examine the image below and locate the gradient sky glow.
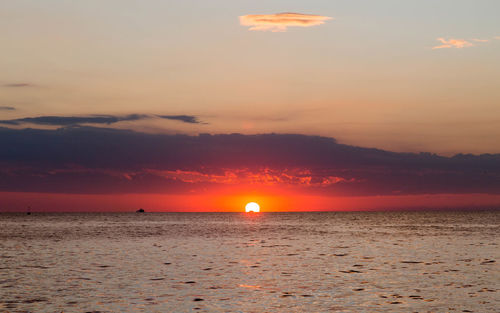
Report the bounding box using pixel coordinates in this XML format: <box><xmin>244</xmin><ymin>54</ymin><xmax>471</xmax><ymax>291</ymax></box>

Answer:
<box><xmin>1</xmin><ymin>1</ymin><xmax>500</xmax><ymax>211</ymax></box>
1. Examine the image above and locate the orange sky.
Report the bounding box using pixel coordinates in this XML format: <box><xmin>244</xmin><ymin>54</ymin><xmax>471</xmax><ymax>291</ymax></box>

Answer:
<box><xmin>0</xmin><ymin>1</ymin><xmax>499</xmax><ymax>212</ymax></box>
<box><xmin>2</xmin><ymin>191</ymin><xmax>500</xmax><ymax>212</ymax></box>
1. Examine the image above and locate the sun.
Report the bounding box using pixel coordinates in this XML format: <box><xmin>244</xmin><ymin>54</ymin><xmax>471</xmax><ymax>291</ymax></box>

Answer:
<box><xmin>245</xmin><ymin>202</ymin><xmax>260</xmax><ymax>213</ymax></box>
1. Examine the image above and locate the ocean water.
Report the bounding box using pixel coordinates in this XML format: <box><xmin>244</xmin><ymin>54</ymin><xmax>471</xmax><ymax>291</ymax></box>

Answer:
<box><xmin>0</xmin><ymin>211</ymin><xmax>498</xmax><ymax>312</ymax></box>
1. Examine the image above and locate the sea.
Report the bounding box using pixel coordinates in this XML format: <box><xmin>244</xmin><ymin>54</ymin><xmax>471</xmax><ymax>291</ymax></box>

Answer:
<box><xmin>0</xmin><ymin>211</ymin><xmax>498</xmax><ymax>312</ymax></box>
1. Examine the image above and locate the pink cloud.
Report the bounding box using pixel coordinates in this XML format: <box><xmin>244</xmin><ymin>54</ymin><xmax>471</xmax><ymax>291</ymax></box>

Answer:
<box><xmin>239</xmin><ymin>13</ymin><xmax>332</xmax><ymax>32</ymax></box>
<box><xmin>472</xmin><ymin>38</ymin><xmax>490</xmax><ymax>43</ymax></box>
<box><xmin>432</xmin><ymin>38</ymin><xmax>474</xmax><ymax>49</ymax></box>
<box><xmin>145</xmin><ymin>168</ymin><xmax>353</xmax><ymax>187</ymax></box>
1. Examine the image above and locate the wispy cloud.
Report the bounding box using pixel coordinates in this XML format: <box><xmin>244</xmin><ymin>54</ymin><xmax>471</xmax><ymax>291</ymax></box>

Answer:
<box><xmin>239</xmin><ymin>12</ymin><xmax>332</xmax><ymax>32</ymax></box>
<box><xmin>432</xmin><ymin>36</ymin><xmax>498</xmax><ymax>50</ymax></box>
<box><xmin>143</xmin><ymin>168</ymin><xmax>354</xmax><ymax>187</ymax></box>
<box><xmin>472</xmin><ymin>38</ymin><xmax>490</xmax><ymax>43</ymax></box>
<box><xmin>0</xmin><ymin>114</ymin><xmax>204</xmax><ymax>126</ymax></box>
<box><xmin>432</xmin><ymin>38</ymin><xmax>474</xmax><ymax>49</ymax></box>
<box><xmin>158</xmin><ymin>115</ymin><xmax>203</xmax><ymax>124</ymax></box>
<box><xmin>3</xmin><ymin>83</ymin><xmax>36</xmax><ymax>88</ymax></box>
<box><xmin>0</xmin><ymin>114</ymin><xmax>147</xmax><ymax>126</ymax></box>
<box><xmin>0</xmin><ymin>106</ymin><xmax>16</xmax><ymax>111</ymax></box>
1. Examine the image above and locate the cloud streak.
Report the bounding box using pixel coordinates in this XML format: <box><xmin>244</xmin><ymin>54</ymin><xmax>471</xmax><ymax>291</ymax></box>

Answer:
<box><xmin>158</xmin><ymin>115</ymin><xmax>202</xmax><ymax>124</ymax></box>
<box><xmin>3</xmin><ymin>83</ymin><xmax>36</xmax><ymax>88</ymax></box>
<box><xmin>432</xmin><ymin>36</ymin><xmax>498</xmax><ymax>50</ymax></box>
<box><xmin>432</xmin><ymin>38</ymin><xmax>474</xmax><ymax>49</ymax></box>
<box><xmin>472</xmin><ymin>38</ymin><xmax>490</xmax><ymax>43</ymax></box>
<box><xmin>0</xmin><ymin>106</ymin><xmax>15</xmax><ymax>111</ymax></box>
<box><xmin>0</xmin><ymin>114</ymin><xmax>147</xmax><ymax>126</ymax></box>
<box><xmin>0</xmin><ymin>114</ymin><xmax>203</xmax><ymax>126</ymax></box>
<box><xmin>239</xmin><ymin>12</ymin><xmax>332</xmax><ymax>32</ymax></box>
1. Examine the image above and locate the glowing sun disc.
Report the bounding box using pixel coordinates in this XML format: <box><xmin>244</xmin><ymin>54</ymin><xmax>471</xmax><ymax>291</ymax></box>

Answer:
<box><xmin>245</xmin><ymin>202</ymin><xmax>260</xmax><ymax>213</ymax></box>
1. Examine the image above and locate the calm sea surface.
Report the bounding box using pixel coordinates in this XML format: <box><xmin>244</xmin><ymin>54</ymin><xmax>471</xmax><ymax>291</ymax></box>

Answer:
<box><xmin>0</xmin><ymin>211</ymin><xmax>498</xmax><ymax>312</ymax></box>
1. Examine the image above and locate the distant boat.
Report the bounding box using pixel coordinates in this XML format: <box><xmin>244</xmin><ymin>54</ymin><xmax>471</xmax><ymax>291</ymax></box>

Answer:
<box><xmin>136</xmin><ymin>208</ymin><xmax>145</xmax><ymax>213</ymax></box>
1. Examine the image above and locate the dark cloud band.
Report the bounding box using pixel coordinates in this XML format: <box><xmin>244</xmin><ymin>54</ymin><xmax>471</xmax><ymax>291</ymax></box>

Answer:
<box><xmin>0</xmin><ymin>114</ymin><xmax>203</xmax><ymax>126</ymax></box>
<box><xmin>3</xmin><ymin>83</ymin><xmax>35</xmax><ymax>88</ymax></box>
<box><xmin>158</xmin><ymin>115</ymin><xmax>202</xmax><ymax>124</ymax></box>
<box><xmin>0</xmin><ymin>126</ymin><xmax>498</xmax><ymax>195</ymax></box>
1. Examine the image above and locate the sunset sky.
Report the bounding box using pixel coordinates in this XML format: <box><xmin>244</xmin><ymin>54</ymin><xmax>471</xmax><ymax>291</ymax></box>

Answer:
<box><xmin>1</xmin><ymin>1</ymin><xmax>499</xmax><ymax>211</ymax></box>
